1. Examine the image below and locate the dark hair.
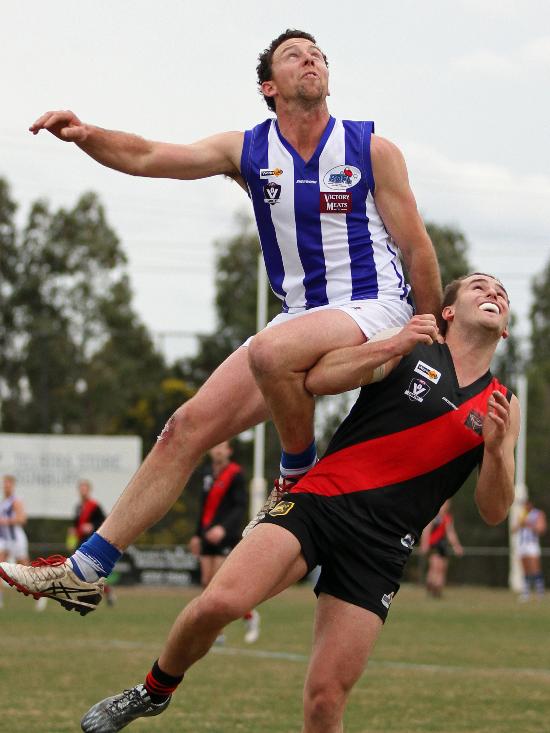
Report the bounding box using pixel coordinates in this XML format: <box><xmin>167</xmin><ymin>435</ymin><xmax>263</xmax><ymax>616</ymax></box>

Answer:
<box><xmin>440</xmin><ymin>272</ymin><xmax>508</xmax><ymax>335</ymax></box>
<box><xmin>256</xmin><ymin>29</ymin><xmax>327</xmax><ymax>112</ymax></box>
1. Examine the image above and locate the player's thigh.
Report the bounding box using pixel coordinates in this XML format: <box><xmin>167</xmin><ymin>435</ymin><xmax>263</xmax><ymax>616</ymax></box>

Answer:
<box><xmin>250</xmin><ymin>309</ymin><xmax>366</xmax><ymax>373</ymax></box>
<box><xmin>202</xmin><ymin>524</ymin><xmax>308</xmax><ymax>612</ymax></box>
<box><xmin>305</xmin><ymin>593</ymin><xmax>383</xmax><ymax>694</ymax></box>
<box><xmin>180</xmin><ymin>346</ymin><xmax>269</xmax><ymax>448</ymax></box>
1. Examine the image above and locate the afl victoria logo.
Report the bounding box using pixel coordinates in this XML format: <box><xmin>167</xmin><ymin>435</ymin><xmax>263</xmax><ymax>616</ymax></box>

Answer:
<box><xmin>323</xmin><ymin>164</ymin><xmax>361</xmax><ymax>190</ymax></box>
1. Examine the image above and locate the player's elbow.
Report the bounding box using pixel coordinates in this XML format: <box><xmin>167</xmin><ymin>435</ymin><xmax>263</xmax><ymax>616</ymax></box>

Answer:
<box><xmin>476</xmin><ymin>499</ymin><xmax>510</xmax><ymax>527</ymax></box>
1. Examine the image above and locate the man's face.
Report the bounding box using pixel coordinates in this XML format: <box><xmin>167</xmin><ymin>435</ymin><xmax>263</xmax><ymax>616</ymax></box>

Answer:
<box><xmin>265</xmin><ymin>37</ymin><xmax>329</xmax><ymax>109</ymax></box>
<box><xmin>447</xmin><ymin>275</ymin><xmax>510</xmax><ymax>336</ymax></box>
<box><xmin>3</xmin><ymin>476</ymin><xmax>15</xmax><ymax>497</ymax></box>
<box><xmin>208</xmin><ymin>442</ymin><xmax>232</xmax><ymax>463</ymax></box>
<box><xmin>78</xmin><ymin>481</ymin><xmax>91</xmax><ymax>500</ymax></box>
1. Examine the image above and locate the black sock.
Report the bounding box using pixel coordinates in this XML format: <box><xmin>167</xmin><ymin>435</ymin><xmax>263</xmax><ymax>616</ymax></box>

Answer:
<box><xmin>144</xmin><ymin>659</ymin><xmax>184</xmax><ymax>704</ymax></box>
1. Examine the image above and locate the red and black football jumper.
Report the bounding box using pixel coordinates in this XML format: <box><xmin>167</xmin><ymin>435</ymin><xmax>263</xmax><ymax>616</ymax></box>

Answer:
<box><xmin>261</xmin><ymin>342</ymin><xmax>512</xmax><ymax>621</ymax></box>
<box><xmin>428</xmin><ymin>511</ymin><xmax>453</xmax><ymax>557</ymax></box>
<box><xmin>196</xmin><ymin>462</ymin><xmax>247</xmax><ymax>556</ymax></box>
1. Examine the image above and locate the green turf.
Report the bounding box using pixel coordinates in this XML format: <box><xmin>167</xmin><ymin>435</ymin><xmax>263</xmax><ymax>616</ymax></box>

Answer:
<box><xmin>0</xmin><ymin>584</ymin><xmax>548</xmax><ymax>732</ymax></box>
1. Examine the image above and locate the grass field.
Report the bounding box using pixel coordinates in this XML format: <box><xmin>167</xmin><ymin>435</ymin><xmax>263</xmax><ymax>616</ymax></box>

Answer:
<box><xmin>0</xmin><ymin>583</ymin><xmax>548</xmax><ymax>733</ymax></box>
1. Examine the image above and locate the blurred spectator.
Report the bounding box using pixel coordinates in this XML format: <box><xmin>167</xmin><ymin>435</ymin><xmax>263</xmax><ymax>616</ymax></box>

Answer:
<box><xmin>513</xmin><ymin>500</ymin><xmax>547</xmax><ymax>601</ymax></box>
<box><xmin>421</xmin><ymin>500</ymin><xmax>463</xmax><ymax>598</ymax></box>
<box><xmin>190</xmin><ymin>441</ymin><xmax>260</xmax><ymax>643</ymax></box>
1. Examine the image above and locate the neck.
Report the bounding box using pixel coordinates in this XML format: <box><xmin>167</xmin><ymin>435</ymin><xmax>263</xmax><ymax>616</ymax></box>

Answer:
<box><xmin>276</xmin><ymin>102</ymin><xmax>330</xmax><ymax>159</ymax></box>
<box><xmin>212</xmin><ymin>459</ymin><xmax>229</xmax><ymax>477</ymax></box>
<box><xmin>445</xmin><ymin>325</ymin><xmax>500</xmax><ymax>386</ymax></box>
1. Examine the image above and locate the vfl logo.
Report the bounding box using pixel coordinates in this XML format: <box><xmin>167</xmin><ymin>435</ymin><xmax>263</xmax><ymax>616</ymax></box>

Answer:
<box><xmin>269</xmin><ymin>501</ymin><xmax>295</xmax><ymax>517</ymax></box>
<box><xmin>465</xmin><ymin>409</ymin><xmax>484</xmax><ymax>436</ymax></box>
<box><xmin>404</xmin><ymin>378</ymin><xmax>431</xmax><ymax>403</ymax></box>
<box><xmin>400</xmin><ymin>533</ymin><xmax>416</xmax><ymax>550</ymax></box>
<box><xmin>381</xmin><ymin>591</ymin><xmax>395</xmax><ymax>610</ymax></box>
<box><xmin>323</xmin><ymin>164</ymin><xmax>361</xmax><ymax>190</ymax></box>
<box><xmin>263</xmin><ymin>182</ymin><xmax>281</xmax><ymax>205</ymax></box>
<box><xmin>260</xmin><ymin>168</ymin><xmax>283</xmax><ymax>178</ymax></box>
<box><xmin>414</xmin><ymin>360</ymin><xmax>441</xmax><ymax>384</ymax></box>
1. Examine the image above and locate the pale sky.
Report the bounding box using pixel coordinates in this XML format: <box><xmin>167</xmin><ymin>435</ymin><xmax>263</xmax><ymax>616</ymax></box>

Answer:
<box><xmin>2</xmin><ymin>0</ymin><xmax>549</xmax><ymax>360</ymax></box>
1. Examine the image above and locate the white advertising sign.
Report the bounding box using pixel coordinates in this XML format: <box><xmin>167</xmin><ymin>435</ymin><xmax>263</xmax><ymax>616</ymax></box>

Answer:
<box><xmin>0</xmin><ymin>433</ymin><xmax>142</xmax><ymax>518</ymax></box>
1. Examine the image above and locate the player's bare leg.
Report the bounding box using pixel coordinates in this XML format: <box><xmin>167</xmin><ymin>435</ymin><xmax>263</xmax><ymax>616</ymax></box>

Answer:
<box><xmin>248</xmin><ymin>310</ymin><xmax>365</xmax><ymax>455</ymax></box>
<box><xmin>0</xmin><ymin>347</ymin><xmax>269</xmax><ymax>609</ymax></box>
<box><xmin>302</xmin><ymin>594</ymin><xmax>383</xmax><ymax>733</ymax></box>
<box><xmin>80</xmin><ymin>525</ymin><xmax>307</xmax><ymax>732</ymax></box>
<box><xmin>98</xmin><ymin>346</ymin><xmax>268</xmax><ymax>548</ymax></box>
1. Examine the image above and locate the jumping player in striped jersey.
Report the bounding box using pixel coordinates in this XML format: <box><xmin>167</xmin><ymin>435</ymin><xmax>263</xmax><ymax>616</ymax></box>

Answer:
<box><xmin>0</xmin><ymin>29</ymin><xmax>441</xmax><ymax>613</ymax></box>
<box><xmin>76</xmin><ymin>274</ymin><xmax>518</xmax><ymax>732</ymax></box>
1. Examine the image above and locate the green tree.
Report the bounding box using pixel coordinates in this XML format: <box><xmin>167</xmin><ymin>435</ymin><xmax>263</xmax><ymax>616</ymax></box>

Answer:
<box><xmin>525</xmin><ymin>262</ymin><xmax>550</xmax><ymax>516</ymax></box>
<box><xmin>426</xmin><ymin>221</ymin><xmax>471</xmax><ymax>286</ymax></box>
<box><xmin>0</xmin><ymin>180</ymin><xmax>188</xmax><ymax>449</ymax></box>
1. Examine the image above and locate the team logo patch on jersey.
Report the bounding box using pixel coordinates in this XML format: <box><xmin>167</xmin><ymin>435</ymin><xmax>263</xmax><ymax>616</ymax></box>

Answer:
<box><xmin>400</xmin><ymin>533</ymin><xmax>416</xmax><ymax>549</ymax></box>
<box><xmin>263</xmin><ymin>182</ymin><xmax>281</xmax><ymax>205</ymax></box>
<box><xmin>260</xmin><ymin>168</ymin><xmax>283</xmax><ymax>178</ymax></box>
<box><xmin>465</xmin><ymin>409</ymin><xmax>484</xmax><ymax>435</ymax></box>
<box><xmin>414</xmin><ymin>360</ymin><xmax>441</xmax><ymax>384</ymax></box>
<box><xmin>320</xmin><ymin>192</ymin><xmax>352</xmax><ymax>213</ymax></box>
<box><xmin>405</xmin><ymin>378</ymin><xmax>431</xmax><ymax>403</ymax></box>
<box><xmin>269</xmin><ymin>501</ymin><xmax>295</xmax><ymax>517</ymax></box>
<box><xmin>323</xmin><ymin>164</ymin><xmax>361</xmax><ymax>190</ymax></box>
<box><xmin>381</xmin><ymin>591</ymin><xmax>395</xmax><ymax>609</ymax></box>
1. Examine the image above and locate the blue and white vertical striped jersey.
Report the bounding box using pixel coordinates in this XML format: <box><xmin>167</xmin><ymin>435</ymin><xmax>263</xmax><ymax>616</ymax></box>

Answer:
<box><xmin>0</xmin><ymin>495</ymin><xmax>16</xmax><ymax>540</ymax></box>
<box><xmin>241</xmin><ymin>116</ymin><xmax>411</xmax><ymax>312</ymax></box>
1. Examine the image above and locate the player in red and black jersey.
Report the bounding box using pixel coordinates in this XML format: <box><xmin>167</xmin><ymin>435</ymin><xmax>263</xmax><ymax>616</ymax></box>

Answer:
<box><xmin>420</xmin><ymin>500</ymin><xmax>463</xmax><ymax>597</ymax></box>
<box><xmin>79</xmin><ymin>273</ymin><xmax>519</xmax><ymax>732</ymax></box>
<box><xmin>189</xmin><ymin>441</ymin><xmax>260</xmax><ymax>643</ymax></box>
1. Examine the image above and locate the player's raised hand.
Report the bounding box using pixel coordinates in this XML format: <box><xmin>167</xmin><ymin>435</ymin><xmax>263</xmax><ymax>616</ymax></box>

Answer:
<box><xmin>29</xmin><ymin>110</ymin><xmax>88</xmax><ymax>143</ymax></box>
<box><xmin>393</xmin><ymin>314</ymin><xmax>439</xmax><ymax>355</ymax></box>
<box><xmin>482</xmin><ymin>390</ymin><xmax>511</xmax><ymax>451</ymax></box>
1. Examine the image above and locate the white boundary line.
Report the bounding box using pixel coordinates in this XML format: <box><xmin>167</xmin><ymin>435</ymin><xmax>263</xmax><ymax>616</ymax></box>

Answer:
<box><xmin>11</xmin><ymin>636</ymin><xmax>550</xmax><ymax>679</ymax></box>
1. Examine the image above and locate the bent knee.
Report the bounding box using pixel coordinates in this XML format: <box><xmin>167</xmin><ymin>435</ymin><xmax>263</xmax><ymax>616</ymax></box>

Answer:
<box><xmin>247</xmin><ymin>331</ymin><xmax>283</xmax><ymax>377</ymax></box>
<box><xmin>304</xmin><ymin>683</ymin><xmax>348</xmax><ymax>722</ymax></box>
<box><xmin>195</xmin><ymin>589</ymin><xmax>248</xmax><ymax>625</ymax></box>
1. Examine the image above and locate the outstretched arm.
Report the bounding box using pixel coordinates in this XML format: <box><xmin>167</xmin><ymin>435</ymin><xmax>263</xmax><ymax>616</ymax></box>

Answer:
<box><xmin>475</xmin><ymin>392</ymin><xmax>520</xmax><ymax>525</ymax></box>
<box><xmin>371</xmin><ymin>135</ymin><xmax>442</xmax><ymax>319</ymax></box>
<box><xmin>305</xmin><ymin>315</ymin><xmax>438</xmax><ymax>395</ymax></box>
<box><xmin>29</xmin><ymin>110</ymin><xmax>244</xmax><ymax>181</ymax></box>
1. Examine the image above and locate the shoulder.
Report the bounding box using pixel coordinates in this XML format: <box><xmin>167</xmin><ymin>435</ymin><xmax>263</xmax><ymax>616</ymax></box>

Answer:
<box><xmin>371</xmin><ymin>134</ymin><xmax>405</xmax><ymax>165</ymax></box>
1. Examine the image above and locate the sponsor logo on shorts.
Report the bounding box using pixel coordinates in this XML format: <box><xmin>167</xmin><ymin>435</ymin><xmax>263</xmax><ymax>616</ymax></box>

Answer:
<box><xmin>381</xmin><ymin>591</ymin><xmax>395</xmax><ymax>609</ymax></box>
<box><xmin>320</xmin><ymin>192</ymin><xmax>352</xmax><ymax>213</ymax></box>
<box><xmin>404</xmin><ymin>377</ymin><xmax>431</xmax><ymax>403</ymax></box>
<box><xmin>464</xmin><ymin>409</ymin><xmax>484</xmax><ymax>435</ymax></box>
<box><xmin>414</xmin><ymin>360</ymin><xmax>441</xmax><ymax>384</ymax></box>
<box><xmin>323</xmin><ymin>164</ymin><xmax>361</xmax><ymax>190</ymax></box>
<box><xmin>269</xmin><ymin>501</ymin><xmax>295</xmax><ymax>517</ymax></box>
<box><xmin>260</xmin><ymin>168</ymin><xmax>283</xmax><ymax>178</ymax></box>
<box><xmin>400</xmin><ymin>533</ymin><xmax>416</xmax><ymax>549</ymax></box>
<box><xmin>263</xmin><ymin>182</ymin><xmax>282</xmax><ymax>205</ymax></box>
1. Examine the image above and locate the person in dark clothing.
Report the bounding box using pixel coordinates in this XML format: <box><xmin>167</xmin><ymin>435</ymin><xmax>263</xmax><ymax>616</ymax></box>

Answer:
<box><xmin>189</xmin><ymin>442</ymin><xmax>260</xmax><ymax>643</ymax></box>
<box><xmin>68</xmin><ymin>480</ymin><xmax>115</xmax><ymax>606</ymax></box>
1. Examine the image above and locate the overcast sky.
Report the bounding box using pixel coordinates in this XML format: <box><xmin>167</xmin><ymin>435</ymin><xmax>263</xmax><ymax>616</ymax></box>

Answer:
<box><xmin>2</xmin><ymin>1</ymin><xmax>549</xmax><ymax>360</ymax></box>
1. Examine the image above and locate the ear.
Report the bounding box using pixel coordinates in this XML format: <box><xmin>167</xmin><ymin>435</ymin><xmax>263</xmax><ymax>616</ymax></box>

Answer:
<box><xmin>501</xmin><ymin>323</ymin><xmax>509</xmax><ymax>339</ymax></box>
<box><xmin>261</xmin><ymin>80</ymin><xmax>277</xmax><ymax>102</ymax></box>
<box><xmin>442</xmin><ymin>305</ymin><xmax>454</xmax><ymax>327</ymax></box>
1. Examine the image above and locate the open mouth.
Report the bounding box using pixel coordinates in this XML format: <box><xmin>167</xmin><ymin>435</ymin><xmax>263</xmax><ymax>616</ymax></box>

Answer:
<box><xmin>479</xmin><ymin>302</ymin><xmax>500</xmax><ymax>315</ymax></box>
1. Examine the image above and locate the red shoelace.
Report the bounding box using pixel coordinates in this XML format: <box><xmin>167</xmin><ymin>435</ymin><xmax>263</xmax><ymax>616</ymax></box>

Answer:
<box><xmin>31</xmin><ymin>554</ymin><xmax>68</xmax><ymax>568</ymax></box>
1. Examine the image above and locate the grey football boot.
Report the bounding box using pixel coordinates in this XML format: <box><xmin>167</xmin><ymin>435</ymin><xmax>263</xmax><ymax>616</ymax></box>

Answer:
<box><xmin>81</xmin><ymin>683</ymin><xmax>170</xmax><ymax>732</ymax></box>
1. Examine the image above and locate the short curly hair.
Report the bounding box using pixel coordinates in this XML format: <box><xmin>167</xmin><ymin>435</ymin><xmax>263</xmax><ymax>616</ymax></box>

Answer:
<box><xmin>256</xmin><ymin>29</ymin><xmax>328</xmax><ymax>112</ymax></box>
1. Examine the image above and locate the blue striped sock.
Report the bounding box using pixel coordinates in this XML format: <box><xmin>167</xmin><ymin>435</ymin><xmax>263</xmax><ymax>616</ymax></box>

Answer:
<box><xmin>280</xmin><ymin>440</ymin><xmax>317</xmax><ymax>479</ymax></box>
<box><xmin>70</xmin><ymin>533</ymin><xmax>122</xmax><ymax>581</ymax></box>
